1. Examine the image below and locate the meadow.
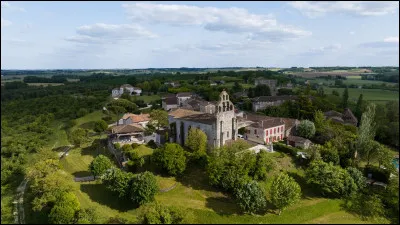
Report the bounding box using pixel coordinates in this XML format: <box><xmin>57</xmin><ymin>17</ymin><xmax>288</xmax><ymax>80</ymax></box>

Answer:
<box><xmin>325</xmin><ymin>87</ymin><xmax>399</xmax><ymax>103</ymax></box>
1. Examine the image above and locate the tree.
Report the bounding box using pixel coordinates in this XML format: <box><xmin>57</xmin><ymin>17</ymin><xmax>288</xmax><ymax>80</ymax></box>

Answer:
<box><xmin>75</xmin><ymin>207</ymin><xmax>101</xmax><ymax>224</ymax></box>
<box><xmin>270</xmin><ymin>173</ymin><xmax>302</xmax><ymax>215</ymax></box>
<box><xmin>89</xmin><ymin>155</ymin><xmax>113</xmax><ymax>178</ymax></box>
<box><xmin>354</xmin><ymin>94</ymin><xmax>364</xmax><ymax>122</ymax></box>
<box><xmin>313</xmin><ymin>110</ymin><xmax>327</xmax><ymax>132</ymax></box>
<box><xmin>140</xmin><ymin>203</ymin><xmax>185</xmax><ymax>224</ymax></box>
<box><xmin>234</xmin><ymin>181</ymin><xmax>267</xmax><ymax>214</ymax></box>
<box><xmin>94</xmin><ymin>120</ymin><xmax>108</xmax><ymax>132</ymax></box>
<box><xmin>69</xmin><ymin>128</ymin><xmax>88</xmax><ymax>147</ymax></box>
<box><xmin>345</xmin><ymin>192</ymin><xmax>385</xmax><ymax>220</ymax></box>
<box><xmin>101</xmin><ymin>167</ymin><xmax>134</xmax><ymax>199</ymax></box>
<box><xmin>48</xmin><ymin>192</ymin><xmax>80</xmax><ymax>224</ymax></box>
<box><xmin>297</xmin><ymin>120</ymin><xmax>316</xmax><ymax>139</ymax></box>
<box><xmin>383</xmin><ymin>177</ymin><xmax>399</xmax><ymax>224</ymax></box>
<box><xmin>253</xmin><ymin>84</ymin><xmax>271</xmax><ymax>97</ymax></box>
<box><xmin>341</xmin><ymin>87</ymin><xmax>349</xmax><ymax>108</ymax></box>
<box><xmin>332</xmin><ymin>90</ymin><xmax>340</xmax><ymax>96</ymax></box>
<box><xmin>130</xmin><ymin>171</ymin><xmax>159</xmax><ymax>205</ymax></box>
<box><xmin>320</xmin><ymin>143</ymin><xmax>340</xmax><ymax>165</ymax></box>
<box><xmin>150</xmin><ymin>109</ymin><xmax>168</xmax><ymax>131</ymax></box>
<box><xmin>142</xmin><ymin>81</ymin><xmax>151</xmax><ymax>92</ymax></box>
<box><xmin>346</xmin><ymin>167</ymin><xmax>366</xmax><ymax>191</ymax></box>
<box><xmin>306</xmin><ymin>160</ymin><xmax>356</xmax><ymax>197</ymax></box>
<box><xmin>185</xmin><ymin>128</ymin><xmax>207</xmax><ymax>159</ymax></box>
<box><xmin>232</xmin><ymin>81</ymin><xmax>243</xmax><ymax>93</ymax></box>
<box><xmin>251</xmin><ymin>150</ymin><xmax>275</xmax><ymax>181</ymax></box>
<box><xmin>77</xmin><ymin>108</ymin><xmax>89</xmax><ymax>118</ymax></box>
<box><xmin>153</xmin><ymin>143</ymin><xmax>186</xmax><ymax>176</ymax></box>
<box><xmin>317</xmin><ymin>86</ymin><xmax>325</xmax><ymax>97</ymax></box>
<box><xmin>150</xmin><ymin>80</ymin><xmax>161</xmax><ymax>93</ymax></box>
<box><xmin>127</xmin><ymin>76</ymin><xmax>138</xmax><ymax>87</ymax></box>
<box><xmin>375</xmin><ymin>144</ymin><xmax>392</xmax><ymax>168</ymax></box>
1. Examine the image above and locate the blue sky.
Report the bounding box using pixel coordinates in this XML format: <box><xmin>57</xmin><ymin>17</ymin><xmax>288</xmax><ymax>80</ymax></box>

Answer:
<box><xmin>1</xmin><ymin>1</ymin><xmax>399</xmax><ymax>69</ymax></box>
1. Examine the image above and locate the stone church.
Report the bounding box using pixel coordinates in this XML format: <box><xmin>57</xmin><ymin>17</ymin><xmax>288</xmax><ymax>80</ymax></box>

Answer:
<box><xmin>168</xmin><ymin>90</ymin><xmax>238</xmax><ymax>148</ymax></box>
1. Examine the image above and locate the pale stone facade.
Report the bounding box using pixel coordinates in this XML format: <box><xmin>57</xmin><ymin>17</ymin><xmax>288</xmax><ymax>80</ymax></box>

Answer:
<box><xmin>168</xmin><ymin>91</ymin><xmax>237</xmax><ymax>149</ymax></box>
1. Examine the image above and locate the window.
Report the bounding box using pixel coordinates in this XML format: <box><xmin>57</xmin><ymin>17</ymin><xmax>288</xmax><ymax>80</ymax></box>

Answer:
<box><xmin>227</xmin><ymin>132</ymin><xmax>229</xmax><ymax>138</ymax></box>
<box><xmin>223</xmin><ymin>95</ymin><xmax>225</xmax><ymax>100</ymax></box>
<box><xmin>266</xmin><ymin>130</ymin><xmax>268</xmax><ymax>136</ymax></box>
<box><xmin>254</xmin><ymin>129</ymin><xmax>257</xmax><ymax>134</ymax></box>
<box><xmin>266</xmin><ymin>138</ymin><xmax>269</xmax><ymax>143</ymax></box>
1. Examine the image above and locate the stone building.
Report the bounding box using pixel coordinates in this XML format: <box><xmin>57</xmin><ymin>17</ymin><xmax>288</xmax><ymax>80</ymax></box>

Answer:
<box><xmin>252</xmin><ymin>95</ymin><xmax>298</xmax><ymax>112</ymax></box>
<box><xmin>111</xmin><ymin>84</ymin><xmax>141</xmax><ymax>98</ymax></box>
<box><xmin>324</xmin><ymin>108</ymin><xmax>358</xmax><ymax>126</ymax></box>
<box><xmin>168</xmin><ymin>90</ymin><xmax>237</xmax><ymax>148</ymax></box>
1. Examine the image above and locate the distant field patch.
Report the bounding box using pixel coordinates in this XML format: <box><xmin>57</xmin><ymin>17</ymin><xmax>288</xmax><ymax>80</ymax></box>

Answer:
<box><xmin>135</xmin><ymin>95</ymin><xmax>160</xmax><ymax>103</ymax></box>
<box><xmin>27</xmin><ymin>83</ymin><xmax>64</xmax><ymax>86</ymax></box>
<box><xmin>346</xmin><ymin>76</ymin><xmax>362</xmax><ymax>79</ymax></box>
<box><xmin>325</xmin><ymin>87</ymin><xmax>399</xmax><ymax>102</ymax></box>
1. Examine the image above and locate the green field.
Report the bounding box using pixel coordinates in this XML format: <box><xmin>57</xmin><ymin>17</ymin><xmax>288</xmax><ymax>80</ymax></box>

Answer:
<box><xmin>325</xmin><ymin>87</ymin><xmax>399</xmax><ymax>103</ymax></box>
<box><xmin>135</xmin><ymin>95</ymin><xmax>161</xmax><ymax>103</ymax></box>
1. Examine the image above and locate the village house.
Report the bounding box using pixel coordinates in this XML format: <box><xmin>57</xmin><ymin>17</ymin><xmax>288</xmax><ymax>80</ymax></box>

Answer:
<box><xmin>181</xmin><ymin>97</ymin><xmax>217</xmax><ymax>114</ymax></box>
<box><xmin>117</xmin><ymin>113</ymin><xmax>151</xmax><ymax>128</ymax></box>
<box><xmin>252</xmin><ymin>95</ymin><xmax>298</xmax><ymax>112</ymax></box>
<box><xmin>244</xmin><ymin>118</ymin><xmax>286</xmax><ymax>145</ymax></box>
<box><xmin>238</xmin><ymin>113</ymin><xmax>299</xmax><ymax>139</ymax></box>
<box><xmin>111</xmin><ymin>84</ymin><xmax>142</xmax><ymax>98</ymax></box>
<box><xmin>162</xmin><ymin>94</ymin><xmax>179</xmax><ymax>111</ymax></box>
<box><xmin>324</xmin><ymin>108</ymin><xmax>358</xmax><ymax>126</ymax></box>
<box><xmin>108</xmin><ymin>123</ymin><xmax>145</xmax><ymax>145</ymax></box>
<box><xmin>287</xmin><ymin>136</ymin><xmax>312</xmax><ymax>149</ymax></box>
<box><xmin>168</xmin><ymin>90</ymin><xmax>238</xmax><ymax>148</ymax></box>
<box><xmin>254</xmin><ymin>78</ymin><xmax>277</xmax><ymax>87</ymax></box>
<box><xmin>176</xmin><ymin>92</ymin><xmax>193</xmax><ymax>106</ymax></box>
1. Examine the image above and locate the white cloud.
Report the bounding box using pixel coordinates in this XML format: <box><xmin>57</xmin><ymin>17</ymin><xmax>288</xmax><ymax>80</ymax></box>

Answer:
<box><xmin>123</xmin><ymin>3</ymin><xmax>311</xmax><ymax>42</ymax></box>
<box><xmin>384</xmin><ymin>36</ymin><xmax>399</xmax><ymax>43</ymax></box>
<box><xmin>1</xmin><ymin>17</ymin><xmax>12</xmax><ymax>28</ymax></box>
<box><xmin>298</xmin><ymin>44</ymin><xmax>342</xmax><ymax>56</ymax></box>
<box><xmin>349</xmin><ymin>31</ymin><xmax>355</xmax><ymax>35</ymax></box>
<box><xmin>289</xmin><ymin>1</ymin><xmax>399</xmax><ymax>18</ymax></box>
<box><xmin>65</xmin><ymin>23</ymin><xmax>157</xmax><ymax>44</ymax></box>
<box><xmin>360</xmin><ymin>37</ymin><xmax>399</xmax><ymax>48</ymax></box>
<box><xmin>1</xmin><ymin>1</ymin><xmax>25</xmax><ymax>12</ymax></box>
<box><xmin>1</xmin><ymin>1</ymin><xmax>10</xmax><ymax>8</ymax></box>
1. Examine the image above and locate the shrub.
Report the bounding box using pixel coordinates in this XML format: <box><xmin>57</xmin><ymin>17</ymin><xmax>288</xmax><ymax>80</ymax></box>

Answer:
<box><xmin>131</xmin><ymin>143</ymin><xmax>140</xmax><ymax>149</ymax></box>
<box><xmin>273</xmin><ymin>142</ymin><xmax>298</xmax><ymax>157</ymax></box>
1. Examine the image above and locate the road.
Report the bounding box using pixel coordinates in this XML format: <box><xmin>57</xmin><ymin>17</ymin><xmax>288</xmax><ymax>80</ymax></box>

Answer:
<box><xmin>13</xmin><ymin>179</ymin><xmax>28</xmax><ymax>224</ymax></box>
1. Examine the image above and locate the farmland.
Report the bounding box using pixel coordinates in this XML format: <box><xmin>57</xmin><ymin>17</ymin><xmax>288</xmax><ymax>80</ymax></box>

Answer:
<box><xmin>325</xmin><ymin>87</ymin><xmax>399</xmax><ymax>102</ymax></box>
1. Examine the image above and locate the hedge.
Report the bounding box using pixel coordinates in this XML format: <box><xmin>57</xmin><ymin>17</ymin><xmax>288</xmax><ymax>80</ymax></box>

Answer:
<box><xmin>363</xmin><ymin>165</ymin><xmax>390</xmax><ymax>183</ymax></box>
<box><xmin>273</xmin><ymin>142</ymin><xmax>298</xmax><ymax>157</ymax></box>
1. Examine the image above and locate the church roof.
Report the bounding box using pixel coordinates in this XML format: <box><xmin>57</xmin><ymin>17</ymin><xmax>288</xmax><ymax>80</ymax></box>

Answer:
<box><xmin>169</xmin><ymin>108</ymin><xmax>203</xmax><ymax>118</ymax></box>
<box><xmin>252</xmin><ymin>95</ymin><xmax>297</xmax><ymax>102</ymax></box>
<box><xmin>169</xmin><ymin>108</ymin><xmax>216</xmax><ymax>125</ymax></box>
<box><xmin>287</xmin><ymin>136</ymin><xmax>311</xmax><ymax>144</ymax></box>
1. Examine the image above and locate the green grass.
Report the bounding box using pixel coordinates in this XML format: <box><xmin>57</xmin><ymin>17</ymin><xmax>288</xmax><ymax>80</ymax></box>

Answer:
<box><xmin>135</xmin><ymin>95</ymin><xmax>161</xmax><ymax>103</ymax></box>
<box><xmin>134</xmin><ymin>145</ymin><xmax>154</xmax><ymax>157</ymax></box>
<box><xmin>48</xmin><ymin>121</ymin><xmax>70</xmax><ymax>149</ymax></box>
<box><xmin>72</xmin><ymin>110</ymin><xmax>105</xmax><ymax>131</ymax></box>
<box><xmin>325</xmin><ymin>88</ymin><xmax>399</xmax><ymax>102</ymax></box>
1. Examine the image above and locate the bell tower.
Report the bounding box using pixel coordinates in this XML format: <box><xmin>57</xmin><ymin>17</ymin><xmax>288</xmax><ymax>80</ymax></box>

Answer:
<box><xmin>215</xmin><ymin>90</ymin><xmax>237</xmax><ymax>147</ymax></box>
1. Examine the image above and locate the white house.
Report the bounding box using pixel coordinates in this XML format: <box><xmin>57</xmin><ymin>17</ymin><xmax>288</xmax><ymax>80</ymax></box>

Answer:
<box><xmin>111</xmin><ymin>84</ymin><xmax>142</xmax><ymax>98</ymax></box>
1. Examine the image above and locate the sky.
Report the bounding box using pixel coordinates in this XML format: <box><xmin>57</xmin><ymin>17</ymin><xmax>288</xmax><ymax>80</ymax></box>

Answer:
<box><xmin>1</xmin><ymin>1</ymin><xmax>399</xmax><ymax>69</ymax></box>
